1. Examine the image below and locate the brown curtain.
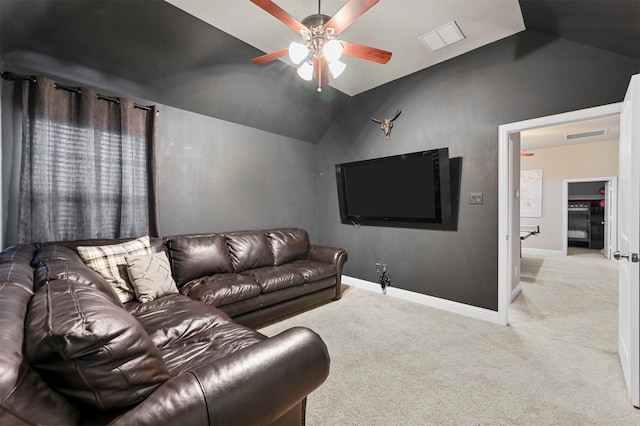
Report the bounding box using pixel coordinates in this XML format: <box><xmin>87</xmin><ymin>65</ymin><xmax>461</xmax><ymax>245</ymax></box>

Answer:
<box><xmin>15</xmin><ymin>76</ymin><xmax>159</xmax><ymax>243</ymax></box>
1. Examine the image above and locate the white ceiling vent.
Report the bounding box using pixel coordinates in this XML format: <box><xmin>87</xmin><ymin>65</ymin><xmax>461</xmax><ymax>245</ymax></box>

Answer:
<box><xmin>419</xmin><ymin>21</ymin><xmax>466</xmax><ymax>51</ymax></box>
<box><xmin>565</xmin><ymin>129</ymin><xmax>608</xmax><ymax>140</ymax></box>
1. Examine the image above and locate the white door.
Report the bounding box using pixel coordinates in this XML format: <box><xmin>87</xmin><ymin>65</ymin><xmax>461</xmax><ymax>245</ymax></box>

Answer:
<box><xmin>617</xmin><ymin>74</ymin><xmax>640</xmax><ymax>407</ymax></box>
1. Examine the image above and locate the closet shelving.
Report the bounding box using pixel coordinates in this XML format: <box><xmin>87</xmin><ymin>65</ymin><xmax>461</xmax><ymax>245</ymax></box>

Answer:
<box><xmin>568</xmin><ymin>183</ymin><xmax>605</xmax><ymax>249</ymax></box>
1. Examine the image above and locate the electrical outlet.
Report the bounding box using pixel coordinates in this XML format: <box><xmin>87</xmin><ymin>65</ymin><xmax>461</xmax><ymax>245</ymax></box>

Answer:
<box><xmin>375</xmin><ymin>263</ymin><xmax>387</xmax><ymax>273</ymax></box>
<box><xmin>470</xmin><ymin>192</ymin><xmax>483</xmax><ymax>205</ymax></box>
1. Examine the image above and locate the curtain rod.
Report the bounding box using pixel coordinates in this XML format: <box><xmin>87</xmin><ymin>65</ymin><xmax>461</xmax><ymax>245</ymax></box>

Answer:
<box><xmin>1</xmin><ymin>71</ymin><xmax>156</xmax><ymax>113</ymax></box>
<box><xmin>1</xmin><ymin>71</ymin><xmax>36</xmax><ymax>83</ymax></box>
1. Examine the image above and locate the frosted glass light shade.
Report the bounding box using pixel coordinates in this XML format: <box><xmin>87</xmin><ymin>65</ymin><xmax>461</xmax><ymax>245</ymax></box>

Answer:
<box><xmin>297</xmin><ymin>61</ymin><xmax>314</xmax><ymax>81</ymax></box>
<box><xmin>289</xmin><ymin>42</ymin><xmax>309</xmax><ymax>65</ymax></box>
<box><xmin>328</xmin><ymin>60</ymin><xmax>346</xmax><ymax>78</ymax></box>
<box><xmin>323</xmin><ymin>40</ymin><xmax>343</xmax><ymax>62</ymax></box>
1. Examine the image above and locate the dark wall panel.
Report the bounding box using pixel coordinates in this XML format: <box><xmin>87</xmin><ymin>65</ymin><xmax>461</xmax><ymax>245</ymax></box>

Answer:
<box><xmin>156</xmin><ymin>106</ymin><xmax>319</xmax><ymax>239</ymax></box>
<box><xmin>0</xmin><ymin>0</ymin><xmax>349</xmax><ymax>144</ymax></box>
<box><xmin>316</xmin><ymin>31</ymin><xmax>639</xmax><ymax>311</ymax></box>
<box><xmin>0</xmin><ymin>68</ymin><xmax>320</xmax><ymax>246</ymax></box>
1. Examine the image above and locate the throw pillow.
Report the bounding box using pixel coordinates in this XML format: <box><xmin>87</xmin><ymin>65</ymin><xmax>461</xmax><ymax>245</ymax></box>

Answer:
<box><xmin>126</xmin><ymin>252</ymin><xmax>178</xmax><ymax>303</ymax></box>
<box><xmin>77</xmin><ymin>236</ymin><xmax>151</xmax><ymax>303</ymax></box>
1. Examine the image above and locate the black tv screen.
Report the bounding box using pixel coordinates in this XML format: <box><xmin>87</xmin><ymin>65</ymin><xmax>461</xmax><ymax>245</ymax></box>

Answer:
<box><xmin>335</xmin><ymin>148</ymin><xmax>453</xmax><ymax>227</ymax></box>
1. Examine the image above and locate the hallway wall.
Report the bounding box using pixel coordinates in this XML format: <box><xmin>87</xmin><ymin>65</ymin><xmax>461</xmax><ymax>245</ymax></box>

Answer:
<box><xmin>521</xmin><ymin>138</ymin><xmax>619</xmax><ymax>253</ymax></box>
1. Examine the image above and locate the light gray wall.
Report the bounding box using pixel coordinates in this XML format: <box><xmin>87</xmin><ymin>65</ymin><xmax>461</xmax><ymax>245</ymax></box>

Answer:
<box><xmin>521</xmin><ymin>139</ymin><xmax>619</xmax><ymax>252</ymax></box>
<box><xmin>316</xmin><ymin>31</ymin><xmax>639</xmax><ymax>311</ymax></box>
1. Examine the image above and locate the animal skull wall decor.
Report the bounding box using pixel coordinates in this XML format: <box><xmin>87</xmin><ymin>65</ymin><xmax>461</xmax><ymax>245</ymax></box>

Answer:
<box><xmin>371</xmin><ymin>109</ymin><xmax>402</xmax><ymax>139</ymax></box>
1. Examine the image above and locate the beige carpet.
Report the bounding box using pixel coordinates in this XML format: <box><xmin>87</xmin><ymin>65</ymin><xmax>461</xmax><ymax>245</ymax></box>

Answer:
<box><xmin>260</xmin><ymin>249</ymin><xmax>639</xmax><ymax>425</ymax></box>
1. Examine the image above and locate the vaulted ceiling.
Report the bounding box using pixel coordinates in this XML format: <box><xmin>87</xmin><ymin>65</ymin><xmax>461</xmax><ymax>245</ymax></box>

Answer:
<box><xmin>167</xmin><ymin>0</ymin><xmax>526</xmax><ymax>96</ymax></box>
<box><xmin>1</xmin><ymin>0</ymin><xmax>638</xmax><ymax>142</ymax></box>
<box><xmin>166</xmin><ymin>0</ymin><xmax>639</xmax><ymax>97</ymax></box>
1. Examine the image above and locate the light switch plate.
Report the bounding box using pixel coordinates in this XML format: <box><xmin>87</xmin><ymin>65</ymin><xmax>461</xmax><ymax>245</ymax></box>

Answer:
<box><xmin>470</xmin><ymin>192</ymin><xmax>483</xmax><ymax>205</ymax></box>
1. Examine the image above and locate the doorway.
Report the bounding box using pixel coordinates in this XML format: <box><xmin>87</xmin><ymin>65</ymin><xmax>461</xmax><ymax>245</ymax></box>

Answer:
<box><xmin>497</xmin><ymin>102</ymin><xmax>622</xmax><ymax>325</ymax></box>
<box><xmin>564</xmin><ymin>177</ymin><xmax>617</xmax><ymax>259</ymax></box>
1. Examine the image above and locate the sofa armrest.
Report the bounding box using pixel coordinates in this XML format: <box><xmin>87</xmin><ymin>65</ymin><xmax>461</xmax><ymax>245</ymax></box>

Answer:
<box><xmin>307</xmin><ymin>245</ymin><xmax>348</xmax><ymax>299</ymax></box>
<box><xmin>107</xmin><ymin>327</ymin><xmax>329</xmax><ymax>426</ymax></box>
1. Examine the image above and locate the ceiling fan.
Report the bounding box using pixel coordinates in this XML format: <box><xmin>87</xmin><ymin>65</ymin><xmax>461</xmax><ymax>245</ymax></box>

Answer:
<box><xmin>250</xmin><ymin>0</ymin><xmax>392</xmax><ymax>92</ymax></box>
<box><xmin>520</xmin><ymin>150</ymin><xmax>534</xmax><ymax>157</ymax></box>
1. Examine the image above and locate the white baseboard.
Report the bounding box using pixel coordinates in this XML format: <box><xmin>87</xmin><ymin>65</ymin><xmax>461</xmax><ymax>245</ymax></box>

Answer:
<box><xmin>510</xmin><ymin>282</ymin><xmax>522</xmax><ymax>302</ymax></box>
<box><xmin>342</xmin><ymin>275</ymin><xmax>502</xmax><ymax>325</ymax></box>
<box><xmin>521</xmin><ymin>248</ymin><xmax>564</xmax><ymax>257</ymax></box>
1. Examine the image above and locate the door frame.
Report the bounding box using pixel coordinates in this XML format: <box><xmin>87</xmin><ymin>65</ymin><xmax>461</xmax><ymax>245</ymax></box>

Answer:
<box><xmin>497</xmin><ymin>102</ymin><xmax>622</xmax><ymax>325</ymax></box>
<box><xmin>563</xmin><ymin>177</ymin><xmax>617</xmax><ymax>258</ymax></box>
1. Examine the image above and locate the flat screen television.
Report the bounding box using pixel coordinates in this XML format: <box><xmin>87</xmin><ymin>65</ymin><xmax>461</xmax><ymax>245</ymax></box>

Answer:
<box><xmin>335</xmin><ymin>148</ymin><xmax>454</xmax><ymax>228</ymax></box>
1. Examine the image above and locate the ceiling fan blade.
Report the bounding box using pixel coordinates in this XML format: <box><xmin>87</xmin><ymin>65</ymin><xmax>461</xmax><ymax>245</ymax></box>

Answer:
<box><xmin>341</xmin><ymin>40</ymin><xmax>392</xmax><ymax>64</ymax></box>
<box><xmin>251</xmin><ymin>48</ymin><xmax>289</xmax><ymax>64</ymax></box>
<box><xmin>314</xmin><ymin>57</ymin><xmax>329</xmax><ymax>91</ymax></box>
<box><xmin>250</xmin><ymin>0</ymin><xmax>307</xmax><ymax>33</ymax></box>
<box><xmin>324</xmin><ymin>0</ymin><xmax>379</xmax><ymax>35</ymax></box>
<box><xmin>520</xmin><ymin>150</ymin><xmax>535</xmax><ymax>157</ymax></box>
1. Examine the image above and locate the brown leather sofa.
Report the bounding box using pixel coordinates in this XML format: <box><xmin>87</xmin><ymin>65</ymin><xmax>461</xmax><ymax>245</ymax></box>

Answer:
<box><xmin>0</xmin><ymin>228</ymin><xmax>347</xmax><ymax>425</ymax></box>
<box><xmin>165</xmin><ymin>228</ymin><xmax>347</xmax><ymax>328</ymax></box>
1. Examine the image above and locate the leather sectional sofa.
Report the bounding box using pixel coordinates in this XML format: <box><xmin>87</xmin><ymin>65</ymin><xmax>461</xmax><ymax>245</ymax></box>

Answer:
<box><xmin>0</xmin><ymin>228</ymin><xmax>347</xmax><ymax>425</ymax></box>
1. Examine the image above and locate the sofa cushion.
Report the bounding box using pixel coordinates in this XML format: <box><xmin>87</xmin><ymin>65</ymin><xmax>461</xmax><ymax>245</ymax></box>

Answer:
<box><xmin>225</xmin><ymin>231</ymin><xmax>274</xmax><ymax>272</ymax></box>
<box><xmin>266</xmin><ymin>228</ymin><xmax>310</xmax><ymax>266</ymax></box>
<box><xmin>180</xmin><ymin>273</ymin><xmax>262</xmax><ymax>307</ymax></box>
<box><xmin>127</xmin><ymin>294</ymin><xmax>231</xmax><ymax>348</ymax></box>
<box><xmin>286</xmin><ymin>260</ymin><xmax>337</xmax><ymax>282</ymax></box>
<box><xmin>127</xmin><ymin>294</ymin><xmax>265</xmax><ymax>375</ymax></box>
<box><xmin>161</xmin><ymin>322</ymin><xmax>265</xmax><ymax>375</ymax></box>
<box><xmin>167</xmin><ymin>234</ymin><xmax>233</xmax><ymax>286</ymax></box>
<box><xmin>24</xmin><ymin>280</ymin><xmax>170</xmax><ymax>411</ymax></box>
<box><xmin>33</xmin><ymin>243</ymin><xmax>85</xmax><ymax>266</ymax></box>
<box><xmin>77</xmin><ymin>236</ymin><xmax>151</xmax><ymax>303</ymax></box>
<box><xmin>0</xmin><ymin>245</ymin><xmax>82</xmax><ymax>425</ymax></box>
<box><xmin>126</xmin><ymin>252</ymin><xmax>178</xmax><ymax>303</ymax></box>
<box><xmin>241</xmin><ymin>265</ymin><xmax>306</xmax><ymax>294</ymax></box>
<box><xmin>0</xmin><ymin>244</ymin><xmax>36</xmax><ymax>284</ymax></box>
<box><xmin>32</xmin><ymin>245</ymin><xmax>122</xmax><ymax>305</ymax></box>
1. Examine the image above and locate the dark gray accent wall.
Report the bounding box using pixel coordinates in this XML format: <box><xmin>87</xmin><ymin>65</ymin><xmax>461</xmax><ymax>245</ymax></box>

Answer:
<box><xmin>156</xmin><ymin>106</ymin><xmax>320</xmax><ymax>240</ymax></box>
<box><xmin>0</xmin><ymin>0</ymin><xmax>350</xmax><ymax>144</ymax></box>
<box><xmin>2</xmin><ymin>0</ymin><xmax>639</xmax><ymax>311</ymax></box>
<box><xmin>0</xmin><ymin>67</ymin><xmax>320</xmax><ymax>247</ymax></box>
<box><xmin>519</xmin><ymin>0</ymin><xmax>640</xmax><ymax>59</ymax></box>
<box><xmin>316</xmin><ymin>31</ymin><xmax>639</xmax><ymax>311</ymax></box>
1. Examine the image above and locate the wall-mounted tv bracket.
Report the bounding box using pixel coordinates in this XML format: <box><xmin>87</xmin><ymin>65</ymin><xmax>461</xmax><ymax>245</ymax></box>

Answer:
<box><xmin>375</xmin><ymin>263</ymin><xmax>391</xmax><ymax>294</ymax></box>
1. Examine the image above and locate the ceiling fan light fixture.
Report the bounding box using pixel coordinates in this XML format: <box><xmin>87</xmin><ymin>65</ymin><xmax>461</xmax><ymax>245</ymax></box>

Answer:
<box><xmin>323</xmin><ymin>39</ymin><xmax>343</xmax><ymax>62</ymax></box>
<box><xmin>250</xmin><ymin>0</ymin><xmax>391</xmax><ymax>91</ymax></box>
<box><xmin>328</xmin><ymin>59</ymin><xmax>346</xmax><ymax>78</ymax></box>
<box><xmin>289</xmin><ymin>42</ymin><xmax>309</xmax><ymax>65</ymax></box>
<box><xmin>297</xmin><ymin>61</ymin><xmax>314</xmax><ymax>81</ymax></box>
